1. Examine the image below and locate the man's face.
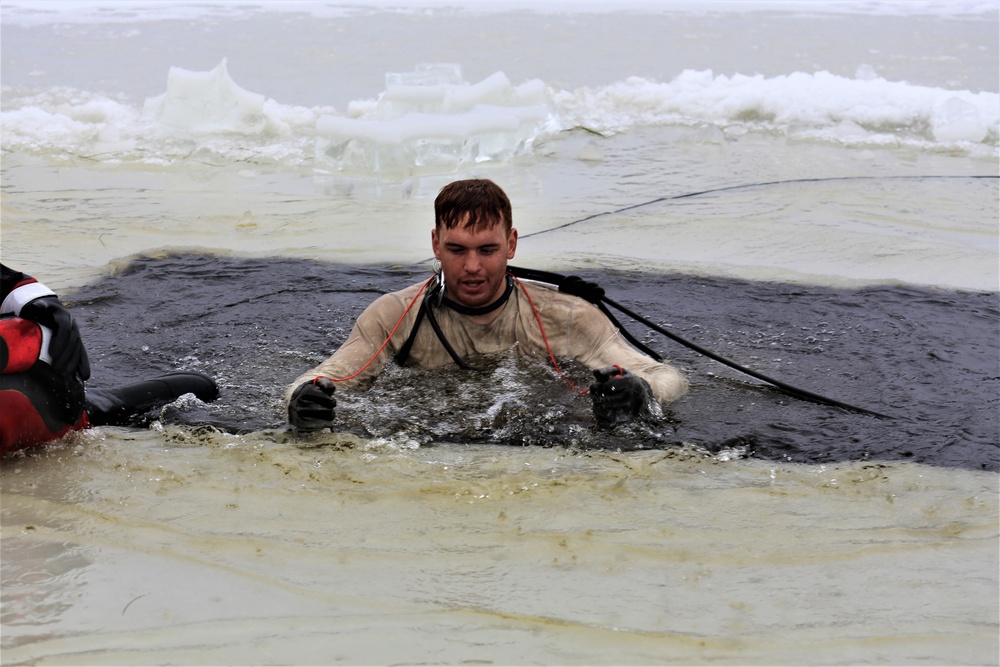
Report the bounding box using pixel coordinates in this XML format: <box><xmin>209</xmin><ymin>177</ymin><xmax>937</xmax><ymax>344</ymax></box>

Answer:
<box><xmin>431</xmin><ymin>217</ymin><xmax>517</xmax><ymax>310</ymax></box>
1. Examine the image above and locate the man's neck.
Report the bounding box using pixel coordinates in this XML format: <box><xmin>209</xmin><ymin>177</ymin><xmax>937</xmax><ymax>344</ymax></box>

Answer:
<box><xmin>442</xmin><ymin>274</ymin><xmax>514</xmax><ymax>324</ymax></box>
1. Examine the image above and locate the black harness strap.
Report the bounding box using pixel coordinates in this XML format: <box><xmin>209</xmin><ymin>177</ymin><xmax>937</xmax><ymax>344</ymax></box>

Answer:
<box><xmin>423</xmin><ymin>294</ymin><xmax>472</xmax><ymax>369</ymax></box>
<box><xmin>394</xmin><ymin>296</ymin><xmax>429</xmax><ymax>366</ymax></box>
<box><xmin>395</xmin><ymin>275</ymin><xmax>515</xmax><ymax>369</ymax></box>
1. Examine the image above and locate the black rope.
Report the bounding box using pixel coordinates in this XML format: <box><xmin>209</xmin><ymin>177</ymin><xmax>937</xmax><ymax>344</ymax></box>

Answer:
<box><xmin>600</xmin><ymin>294</ymin><xmax>893</xmax><ymax>419</ymax></box>
<box><xmin>507</xmin><ymin>265</ymin><xmax>893</xmax><ymax>419</ymax></box>
<box><xmin>518</xmin><ymin>174</ymin><xmax>999</xmax><ymax>241</ymax></box>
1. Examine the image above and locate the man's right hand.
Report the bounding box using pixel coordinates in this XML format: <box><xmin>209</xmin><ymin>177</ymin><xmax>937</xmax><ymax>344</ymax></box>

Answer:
<box><xmin>288</xmin><ymin>377</ymin><xmax>337</xmax><ymax>430</ymax></box>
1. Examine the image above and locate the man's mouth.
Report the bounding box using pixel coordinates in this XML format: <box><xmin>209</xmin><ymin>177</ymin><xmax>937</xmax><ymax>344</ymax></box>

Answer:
<box><xmin>460</xmin><ymin>278</ymin><xmax>485</xmax><ymax>292</ymax></box>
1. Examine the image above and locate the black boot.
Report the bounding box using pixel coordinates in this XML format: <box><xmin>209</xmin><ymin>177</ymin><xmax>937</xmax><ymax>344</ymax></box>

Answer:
<box><xmin>86</xmin><ymin>372</ymin><xmax>220</xmax><ymax>426</ymax></box>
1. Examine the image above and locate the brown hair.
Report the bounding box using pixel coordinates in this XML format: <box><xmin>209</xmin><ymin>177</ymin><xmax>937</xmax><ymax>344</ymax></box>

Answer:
<box><xmin>434</xmin><ymin>179</ymin><xmax>512</xmax><ymax>233</ymax></box>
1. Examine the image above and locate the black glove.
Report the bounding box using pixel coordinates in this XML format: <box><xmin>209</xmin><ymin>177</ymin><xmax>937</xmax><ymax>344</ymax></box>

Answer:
<box><xmin>288</xmin><ymin>377</ymin><xmax>337</xmax><ymax>430</ymax></box>
<box><xmin>559</xmin><ymin>275</ymin><xmax>605</xmax><ymax>304</ymax></box>
<box><xmin>19</xmin><ymin>295</ymin><xmax>91</xmax><ymax>381</ymax></box>
<box><xmin>589</xmin><ymin>366</ymin><xmax>652</xmax><ymax>428</ymax></box>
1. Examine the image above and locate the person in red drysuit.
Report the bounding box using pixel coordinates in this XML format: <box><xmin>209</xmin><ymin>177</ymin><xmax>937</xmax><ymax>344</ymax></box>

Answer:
<box><xmin>1</xmin><ymin>264</ymin><xmax>219</xmax><ymax>456</ymax></box>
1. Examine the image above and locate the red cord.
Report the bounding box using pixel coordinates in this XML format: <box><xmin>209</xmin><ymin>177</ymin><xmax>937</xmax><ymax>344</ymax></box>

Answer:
<box><xmin>320</xmin><ymin>276</ymin><xmax>435</xmax><ymax>383</ymax></box>
<box><xmin>512</xmin><ymin>275</ymin><xmax>589</xmax><ymax>395</ymax></box>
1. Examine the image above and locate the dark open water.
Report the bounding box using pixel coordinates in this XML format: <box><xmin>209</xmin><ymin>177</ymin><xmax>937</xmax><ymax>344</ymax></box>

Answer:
<box><xmin>66</xmin><ymin>252</ymin><xmax>999</xmax><ymax>472</ymax></box>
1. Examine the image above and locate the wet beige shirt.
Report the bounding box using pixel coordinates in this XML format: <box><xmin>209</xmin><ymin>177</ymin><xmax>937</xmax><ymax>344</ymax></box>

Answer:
<box><xmin>285</xmin><ymin>279</ymin><xmax>688</xmax><ymax>406</ymax></box>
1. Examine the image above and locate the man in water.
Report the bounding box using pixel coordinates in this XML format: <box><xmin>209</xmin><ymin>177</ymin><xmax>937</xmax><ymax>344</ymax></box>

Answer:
<box><xmin>285</xmin><ymin>178</ymin><xmax>688</xmax><ymax>431</ymax></box>
<box><xmin>1</xmin><ymin>264</ymin><xmax>219</xmax><ymax>455</ymax></box>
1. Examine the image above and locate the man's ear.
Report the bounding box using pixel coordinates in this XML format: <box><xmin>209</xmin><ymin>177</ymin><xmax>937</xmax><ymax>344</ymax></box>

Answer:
<box><xmin>431</xmin><ymin>228</ymin><xmax>440</xmax><ymax>258</ymax></box>
<box><xmin>507</xmin><ymin>228</ymin><xmax>518</xmax><ymax>259</ymax></box>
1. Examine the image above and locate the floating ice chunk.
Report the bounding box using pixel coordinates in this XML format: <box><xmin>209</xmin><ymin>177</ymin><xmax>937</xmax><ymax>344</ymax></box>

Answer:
<box><xmin>379</xmin><ymin>71</ymin><xmax>514</xmax><ymax>112</ymax></box>
<box><xmin>550</xmin><ymin>68</ymin><xmax>1000</xmax><ymax>150</ymax></box>
<box><xmin>3</xmin><ymin>103</ymin><xmax>96</xmax><ymax>144</ymax></box>
<box><xmin>932</xmin><ymin>96</ymin><xmax>989</xmax><ymax>143</ymax></box>
<box><xmin>380</xmin><ymin>83</ymin><xmax>458</xmax><ymax>112</ymax></box>
<box><xmin>514</xmin><ymin>78</ymin><xmax>548</xmax><ymax>106</ymax></box>
<box><xmin>374</xmin><ymin>66</ymin><xmax>547</xmax><ymax>117</ymax></box>
<box><xmin>442</xmin><ymin>72</ymin><xmax>515</xmax><ymax>112</ymax></box>
<box><xmin>316</xmin><ymin>104</ymin><xmax>550</xmax><ymax>179</ymax></box>
<box><xmin>144</xmin><ymin>58</ymin><xmax>267</xmax><ymax>133</ymax></box>
<box><xmin>316</xmin><ymin>65</ymin><xmax>552</xmax><ymax>179</ymax></box>
<box><xmin>1</xmin><ymin>90</ymin><xmax>141</xmax><ymax>155</ymax></box>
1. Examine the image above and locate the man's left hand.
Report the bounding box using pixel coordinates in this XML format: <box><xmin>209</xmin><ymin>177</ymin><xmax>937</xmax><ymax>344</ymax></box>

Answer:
<box><xmin>589</xmin><ymin>366</ymin><xmax>652</xmax><ymax>428</ymax></box>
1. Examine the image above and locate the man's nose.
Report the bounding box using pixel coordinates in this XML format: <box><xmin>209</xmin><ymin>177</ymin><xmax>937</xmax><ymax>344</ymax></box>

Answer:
<box><xmin>464</xmin><ymin>253</ymin><xmax>482</xmax><ymax>273</ymax></box>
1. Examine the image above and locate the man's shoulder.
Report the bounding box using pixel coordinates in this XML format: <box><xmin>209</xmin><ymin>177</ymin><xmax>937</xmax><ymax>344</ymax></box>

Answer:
<box><xmin>385</xmin><ymin>280</ymin><xmax>428</xmax><ymax>299</ymax></box>
<box><xmin>360</xmin><ymin>279</ymin><xmax>427</xmax><ymax>318</ymax></box>
<box><xmin>517</xmin><ymin>279</ymin><xmax>597</xmax><ymax>310</ymax></box>
<box><xmin>514</xmin><ymin>279</ymin><xmax>611</xmax><ymax>333</ymax></box>
<box><xmin>516</xmin><ymin>279</ymin><xmax>560</xmax><ymax>299</ymax></box>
